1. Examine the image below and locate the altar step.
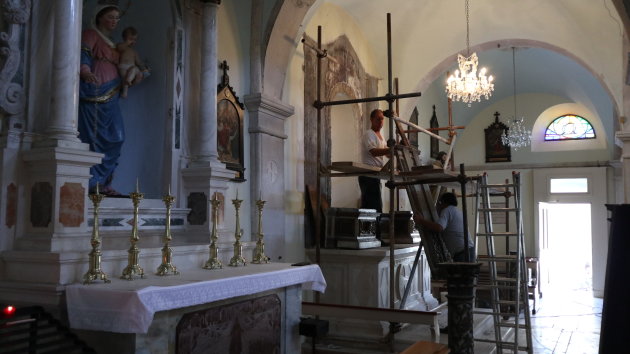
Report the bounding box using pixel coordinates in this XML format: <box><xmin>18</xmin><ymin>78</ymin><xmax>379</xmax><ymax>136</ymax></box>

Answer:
<box><xmin>0</xmin><ymin>305</ymin><xmax>95</xmax><ymax>353</ymax></box>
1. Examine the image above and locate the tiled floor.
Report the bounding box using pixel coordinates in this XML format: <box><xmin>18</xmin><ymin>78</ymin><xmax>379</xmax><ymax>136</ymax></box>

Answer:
<box><xmin>529</xmin><ymin>288</ymin><xmax>602</xmax><ymax>354</ymax></box>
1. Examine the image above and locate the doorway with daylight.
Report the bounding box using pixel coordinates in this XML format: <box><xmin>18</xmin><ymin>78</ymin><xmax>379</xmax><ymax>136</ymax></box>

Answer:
<box><xmin>538</xmin><ymin>202</ymin><xmax>592</xmax><ymax>293</ymax></box>
<box><xmin>533</xmin><ymin>167</ymin><xmax>609</xmax><ymax>298</ymax></box>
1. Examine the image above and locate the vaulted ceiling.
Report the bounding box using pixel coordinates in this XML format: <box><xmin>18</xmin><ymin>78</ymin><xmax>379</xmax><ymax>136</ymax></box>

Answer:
<box><xmin>314</xmin><ymin>0</ymin><xmax>620</xmax><ymax>133</ymax></box>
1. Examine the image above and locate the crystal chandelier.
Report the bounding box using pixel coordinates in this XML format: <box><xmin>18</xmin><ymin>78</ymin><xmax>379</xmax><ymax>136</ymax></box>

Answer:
<box><xmin>446</xmin><ymin>0</ymin><xmax>494</xmax><ymax>104</ymax></box>
<box><xmin>501</xmin><ymin>47</ymin><xmax>531</xmax><ymax>150</ymax></box>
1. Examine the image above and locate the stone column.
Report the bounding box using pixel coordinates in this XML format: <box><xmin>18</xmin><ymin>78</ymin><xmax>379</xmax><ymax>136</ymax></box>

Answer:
<box><xmin>181</xmin><ymin>0</ymin><xmax>233</xmax><ymax>239</ymax></box>
<box><xmin>194</xmin><ymin>0</ymin><xmax>221</xmax><ymax>166</ymax></box>
<box><xmin>250</xmin><ymin>0</ymin><xmax>262</xmax><ymax>95</ymax></box>
<box><xmin>441</xmin><ymin>262</ymin><xmax>481</xmax><ymax>354</ymax></box>
<box><xmin>42</xmin><ymin>0</ymin><xmax>83</xmax><ymax>146</ymax></box>
<box><xmin>244</xmin><ymin>94</ymin><xmax>293</xmax><ymax>261</ymax></box>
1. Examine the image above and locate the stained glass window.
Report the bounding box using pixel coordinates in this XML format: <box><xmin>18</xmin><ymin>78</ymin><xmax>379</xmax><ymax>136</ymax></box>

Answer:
<box><xmin>544</xmin><ymin>114</ymin><xmax>595</xmax><ymax>141</ymax></box>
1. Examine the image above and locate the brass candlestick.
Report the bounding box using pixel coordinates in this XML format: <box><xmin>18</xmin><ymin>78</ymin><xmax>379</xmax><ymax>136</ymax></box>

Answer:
<box><xmin>203</xmin><ymin>193</ymin><xmax>223</xmax><ymax>269</ymax></box>
<box><xmin>83</xmin><ymin>184</ymin><xmax>111</xmax><ymax>284</ymax></box>
<box><xmin>229</xmin><ymin>195</ymin><xmax>247</xmax><ymax>267</ymax></box>
<box><xmin>156</xmin><ymin>188</ymin><xmax>179</xmax><ymax>276</ymax></box>
<box><xmin>121</xmin><ymin>185</ymin><xmax>145</xmax><ymax>280</ymax></box>
<box><xmin>252</xmin><ymin>199</ymin><xmax>270</xmax><ymax>264</ymax></box>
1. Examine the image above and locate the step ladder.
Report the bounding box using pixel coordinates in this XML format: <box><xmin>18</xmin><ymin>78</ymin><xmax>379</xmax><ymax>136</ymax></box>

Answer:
<box><xmin>474</xmin><ymin>172</ymin><xmax>533</xmax><ymax>353</ymax></box>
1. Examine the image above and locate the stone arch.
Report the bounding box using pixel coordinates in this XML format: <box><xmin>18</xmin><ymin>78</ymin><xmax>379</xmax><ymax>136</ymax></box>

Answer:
<box><xmin>406</xmin><ymin>39</ymin><xmax>621</xmax><ymax>133</ymax></box>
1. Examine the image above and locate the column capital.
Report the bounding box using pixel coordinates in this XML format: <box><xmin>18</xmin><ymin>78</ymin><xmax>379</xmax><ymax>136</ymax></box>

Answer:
<box><xmin>244</xmin><ymin>93</ymin><xmax>294</xmax><ymax>139</ymax></box>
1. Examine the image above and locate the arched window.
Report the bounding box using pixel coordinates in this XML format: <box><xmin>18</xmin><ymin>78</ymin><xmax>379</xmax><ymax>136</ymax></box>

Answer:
<box><xmin>544</xmin><ymin>114</ymin><xmax>595</xmax><ymax>141</ymax></box>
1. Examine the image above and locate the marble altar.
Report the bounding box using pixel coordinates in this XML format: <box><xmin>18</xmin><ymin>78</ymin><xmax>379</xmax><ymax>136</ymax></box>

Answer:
<box><xmin>306</xmin><ymin>245</ymin><xmax>437</xmax><ymax>339</ymax></box>
<box><xmin>66</xmin><ymin>263</ymin><xmax>325</xmax><ymax>353</ymax></box>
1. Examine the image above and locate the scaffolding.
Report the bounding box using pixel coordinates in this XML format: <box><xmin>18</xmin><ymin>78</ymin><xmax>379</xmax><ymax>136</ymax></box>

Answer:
<box><xmin>304</xmin><ymin>14</ymin><xmax>481</xmax><ymax>350</ymax></box>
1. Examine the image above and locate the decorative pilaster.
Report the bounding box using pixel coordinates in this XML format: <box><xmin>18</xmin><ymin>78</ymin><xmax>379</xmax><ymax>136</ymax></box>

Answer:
<box><xmin>615</xmin><ymin>131</ymin><xmax>630</xmax><ymax>202</ymax></box>
<box><xmin>0</xmin><ymin>0</ymin><xmax>30</xmax><ymax>251</ymax></box>
<box><xmin>440</xmin><ymin>262</ymin><xmax>481</xmax><ymax>354</ymax></box>
<box><xmin>244</xmin><ymin>93</ymin><xmax>293</xmax><ymax>261</ymax></box>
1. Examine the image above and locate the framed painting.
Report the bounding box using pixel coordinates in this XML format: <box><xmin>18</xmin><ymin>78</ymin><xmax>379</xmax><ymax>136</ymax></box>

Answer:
<box><xmin>217</xmin><ymin>60</ymin><xmax>246</xmax><ymax>181</ymax></box>
<box><xmin>429</xmin><ymin>105</ymin><xmax>439</xmax><ymax>159</ymax></box>
<box><xmin>484</xmin><ymin>111</ymin><xmax>511</xmax><ymax>163</ymax></box>
<box><xmin>409</xmin><ymin>107</ymin><xmax>419</xmax><ymax>149</ymax></box>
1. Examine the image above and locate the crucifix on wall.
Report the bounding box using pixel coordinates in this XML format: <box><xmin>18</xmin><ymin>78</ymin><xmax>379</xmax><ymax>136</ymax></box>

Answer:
<box><xmin>484</xmin><ymin>111</ymin><xmax>511</xmax><ymax>162</ymax></box>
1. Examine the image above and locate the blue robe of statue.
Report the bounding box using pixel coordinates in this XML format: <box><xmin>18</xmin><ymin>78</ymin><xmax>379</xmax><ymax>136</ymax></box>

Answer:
<box><xmin>78</xmin><ymin>28</ymin><xmax>125</xmax><ymax>191</ymax></box>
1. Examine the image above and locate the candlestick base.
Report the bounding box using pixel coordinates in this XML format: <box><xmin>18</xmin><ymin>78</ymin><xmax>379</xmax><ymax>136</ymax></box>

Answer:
<box><xmin>156</xmin><ymin>246</ymin><xmax>180</xmax><ymax>276</ymax></box>
<box><xmin>121</xmin><ymin>264</ymin><xmax>145</xmax><ymax>280</ymax></box>
<box><xmin>229</xmin><ymin>241</ymin><xmax>247</xmax><ymax>267</ymax></box>
<box><xmin>121</xmin><ymin>247</ymin><xmax>145</xmax><ymax>280</ymax></box>
<box><xmin>83</xmin><ymin>270</ymin><xmax>111</xmax><ymax>284</ymax></box>
<box><xmin>204</xmin><ymin>258</ymin><xmax>223</xmax><ymax>269</ymax></box>
<box><xmin>204</xmin><ymin>242</ymin><xmax>223</xmax><ymax>269</ymax></box>
<box><xmin>83</xmin><ymin>250</ymin><xmax>111</xmax><ymax>284</ymax></box>
<box><xmin>252</xmin><ymin>240</ymin><xmax>270</xmax><ymax>264</ymax></box>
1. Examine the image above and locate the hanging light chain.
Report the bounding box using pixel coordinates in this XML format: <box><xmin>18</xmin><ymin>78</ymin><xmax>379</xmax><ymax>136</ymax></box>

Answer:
<box><xmin>445</xmin><ymin>0</ymin><xmax>494</xmax><ymax>104</ymax></box>
<box><xmin>502</xmin><ymin>46</ymin><xmax>532</xmax><ymax>150</ymax></box>
<box><xmin>466</xmin><ymin>0</ymin><xmax>470</xmax><ymax>56</ymax></box>
<box><xmin>513</xmin><ymin>47</ymin><xmax>517</xmax><ymax>119</ymax></box>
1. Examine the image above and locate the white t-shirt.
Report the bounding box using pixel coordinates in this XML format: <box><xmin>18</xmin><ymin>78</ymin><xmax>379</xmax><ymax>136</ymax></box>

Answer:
<box><xmin>436</xmin><ymin>205</ymin><xmax>474</xmax><ymax>254</ymax></box>
<box><xmin>362</xmin><ymin>129</ymin><xmax>386</xmax><ymax>167</ymax></box>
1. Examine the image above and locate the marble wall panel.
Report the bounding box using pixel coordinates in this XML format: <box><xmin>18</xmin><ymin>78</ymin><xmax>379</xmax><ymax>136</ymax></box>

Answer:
<box><xmin>30</xmin><ymin>182</ymin><xmax>52</xmax><ymax>228</ymax></box>
<box><xmin>59</xmin><ymin>182</ymin><xmax>84</xmax><ymax>227</ymax></box>
<box><xmin>5</xmin><ymin>182</ymin><xmax>17</xmax><ymax>228</ymax></box>
<box><xmin>187</xmin><ymin>192</ymin><xmax>207</xmax><ymax>225</ymax></box>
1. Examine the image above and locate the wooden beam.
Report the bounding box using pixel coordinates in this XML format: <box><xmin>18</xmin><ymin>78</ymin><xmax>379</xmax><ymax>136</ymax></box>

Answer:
<box><xmin>302</xmin><ymin>302</ymin><xmax>442</xmax><ymax>342</ymax></box>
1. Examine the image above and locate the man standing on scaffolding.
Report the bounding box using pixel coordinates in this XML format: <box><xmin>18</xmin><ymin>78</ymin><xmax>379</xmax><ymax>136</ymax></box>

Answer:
<box><xmin>358</xmin><ymin>109</ymin><xmax>390</xmax><ymax>213</ymax></box>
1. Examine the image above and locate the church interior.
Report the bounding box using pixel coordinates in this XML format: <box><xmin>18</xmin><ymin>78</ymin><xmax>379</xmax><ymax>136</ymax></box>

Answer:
<box><xmin>1</xmin><ymin>0</ymin><xmax>630</xmax><ymax>353</ymax></box>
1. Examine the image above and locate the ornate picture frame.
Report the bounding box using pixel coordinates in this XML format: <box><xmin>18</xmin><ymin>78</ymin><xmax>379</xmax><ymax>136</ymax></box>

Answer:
<box><xmin>409</xmin><ymin>107</ymin><xmax>419</xmax><ymax>149</ymax></box>
<box><xmin>484</xmin><ymin>111</ymin><xmax>511</xmax><ymax>163</ymax></box>
<box><xmin>429</xmin><ymin>105</ymin><xmax>439</xmax><ymax>159</ymax></box>
<box><xmin>217</xmin><ymin>60</ymin><xmax>246</xmax><ymax>181</ymax></box>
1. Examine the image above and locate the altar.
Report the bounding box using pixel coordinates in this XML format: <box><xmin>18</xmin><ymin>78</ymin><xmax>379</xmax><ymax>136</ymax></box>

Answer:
<box><xmin>66</xmin><ymin>263</ymin><xmax>325</xmax><ymax>354</ymax></box>
<box><xmin>306</xmin><ymin>245</ymin><xmax>438</xmax><ymax>339</ymax></box>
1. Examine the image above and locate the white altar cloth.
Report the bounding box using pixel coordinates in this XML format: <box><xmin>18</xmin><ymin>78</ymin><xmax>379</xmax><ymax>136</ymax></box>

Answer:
<box><xmin>66</xmin><ymin>263</ymin><xmax>326</xmax><ymax>334</ymax></box>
